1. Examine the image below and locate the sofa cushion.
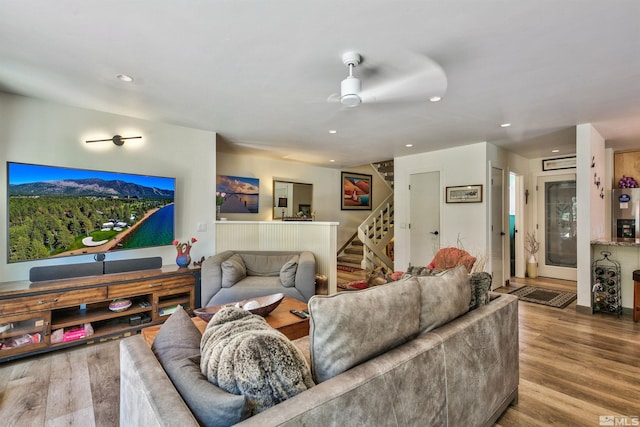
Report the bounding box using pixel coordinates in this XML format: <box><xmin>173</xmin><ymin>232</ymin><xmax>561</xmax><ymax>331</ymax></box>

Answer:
<box><xmin>221</xmin><ymin>254</ymin><xmax>247</xmax><ymax>287</ymax></box>
<box><xmin>201</xmin><ymin>306</ymin><xmax>314</xmax><ymax>415</ymax></box>
<box><xmin>415</xmin><ymin>265</ymin><xmax>471</xmax><ymax>333</ymax></box>
<box><xmin>240</xmin><ymin>253</ymin><xmax>293</xmax><ymax>277</ymax></box>
<box><xmin>279</xmin><ymin>255</ymin><xmax>299</xmax><ymax>287</ymax></box>
<box><xmin>151</xmin><ymin>306</ymin><xmax>248</xmax><ymax>426</ymax></box>
<box><xmin>308</xmin><ymin>277</ymin><xmax>421</xmax><ymax>383</ymax></box>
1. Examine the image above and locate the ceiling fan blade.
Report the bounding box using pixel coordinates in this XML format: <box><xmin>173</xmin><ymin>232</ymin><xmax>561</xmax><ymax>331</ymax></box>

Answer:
<box><xmin>359</xmin><ymin>55</ymin><xmax>447</xmax><ymax>104</ymax></box>
<box><xmin>327</xmin><ymin>93</ymin><xmax>340</xmax><ymax>103</ymax></box>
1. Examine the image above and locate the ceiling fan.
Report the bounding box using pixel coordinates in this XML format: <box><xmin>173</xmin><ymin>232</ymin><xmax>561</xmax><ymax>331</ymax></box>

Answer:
<box><xmin>331</xmin><ymin>51</ymin><xmax>447</xmax><ymax>107</ymax></box>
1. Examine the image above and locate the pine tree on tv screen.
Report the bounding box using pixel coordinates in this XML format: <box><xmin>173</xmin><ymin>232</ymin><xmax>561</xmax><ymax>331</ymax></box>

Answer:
<box><xmin>7</xmin><ymin>162</ymin><xmax>175</xmax><ymax>263</ymax></box>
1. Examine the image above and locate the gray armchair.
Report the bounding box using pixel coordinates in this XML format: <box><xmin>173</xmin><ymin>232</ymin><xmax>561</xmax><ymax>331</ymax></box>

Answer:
<box><xmin>200</xmin><ymin>250</ymin><xmax>316</xmax><ymax>306</ymax></box>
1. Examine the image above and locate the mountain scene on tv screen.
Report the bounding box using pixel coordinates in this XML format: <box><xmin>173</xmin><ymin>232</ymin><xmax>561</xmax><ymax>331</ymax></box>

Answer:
<box><xmin>8</xmin><ymin>178</ymin><xmax>175</xmax><ymax>263</ymax></box>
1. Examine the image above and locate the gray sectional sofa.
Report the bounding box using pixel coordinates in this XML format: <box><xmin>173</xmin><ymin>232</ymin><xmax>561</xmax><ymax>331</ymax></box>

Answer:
<box><xmin>201</xmin><ymin>250</ymin><xmax>316</xmax><ymax>306</ymax></box>
<box><xmin>120</xmin><ymin>266</ymin><xmax>519</xmax><ymax>426</ymax></box>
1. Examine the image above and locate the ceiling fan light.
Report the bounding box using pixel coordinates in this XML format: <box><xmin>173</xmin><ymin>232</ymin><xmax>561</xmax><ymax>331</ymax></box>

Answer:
<box><xmin>340</xmin><ymin>94</ymin><xmax>361</xmax><ymax>107</ymax></box>
<box><xmin>340</xmin><ymin>76</ymin><xmax>361</xmax><ymax>106</ymax></box>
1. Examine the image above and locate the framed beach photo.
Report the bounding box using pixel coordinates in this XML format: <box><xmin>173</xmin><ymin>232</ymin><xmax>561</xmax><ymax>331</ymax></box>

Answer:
<box><xmin>216</xmin><ymin>175</ymin><xmax>260</xmax><ymax>213</ymax></box>
<box><xmin>341</xmin><ymin>171</ymin><xmax>372</xmax><ymax>210</ymax></box>
<box><xmin>445</xmin><ymin>184</ymin><xmax>483</xmax><ymax>203</ymax></box>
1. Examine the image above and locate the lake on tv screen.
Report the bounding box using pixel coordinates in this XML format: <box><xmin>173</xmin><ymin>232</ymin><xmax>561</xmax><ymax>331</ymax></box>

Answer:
<box><xmin>119</xmin><ymin>204</ymin><xmax>174</xmax><ymax>248</ymax></box>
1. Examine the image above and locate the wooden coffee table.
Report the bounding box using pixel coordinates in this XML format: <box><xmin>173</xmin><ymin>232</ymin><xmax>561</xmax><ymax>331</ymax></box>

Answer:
<box><xmin>141</xmin><ymin>297</ymin><xmax>309</xmax><ymax>346</ymax></box>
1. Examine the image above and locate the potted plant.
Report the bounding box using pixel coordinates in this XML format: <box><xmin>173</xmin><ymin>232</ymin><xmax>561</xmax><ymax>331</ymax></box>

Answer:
<box><xmin>525</xmin><ymin>232</ymin><xmax>540</xmax><ymax>279</ymax></box>
<box><xmin>216</xmin><ymin>192</ymin><xmax>226</xmax><ymax>220</ymax></box>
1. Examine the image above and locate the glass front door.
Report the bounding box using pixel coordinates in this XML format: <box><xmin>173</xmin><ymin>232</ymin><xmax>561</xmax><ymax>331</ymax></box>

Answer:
<box><xmin>537</xmin><ymin>174</ymin><xmax>577</xmax><ymax>280</ymax></box>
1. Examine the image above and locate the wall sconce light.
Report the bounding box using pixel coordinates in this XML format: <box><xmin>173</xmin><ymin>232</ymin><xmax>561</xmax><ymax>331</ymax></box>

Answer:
<box><xmin>86</xmin><ymin>135</ymin><xmax>142</xmax><ymax>146</ymax></box>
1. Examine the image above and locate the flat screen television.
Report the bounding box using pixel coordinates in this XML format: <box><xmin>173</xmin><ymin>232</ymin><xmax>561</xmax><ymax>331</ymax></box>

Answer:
<box><xmin>7</xmin><ymin>162</ymin><xmax>175</xmax><ymax>263</ymax></box>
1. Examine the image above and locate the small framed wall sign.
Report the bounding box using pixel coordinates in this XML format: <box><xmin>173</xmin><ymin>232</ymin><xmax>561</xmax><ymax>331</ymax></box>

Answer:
<box><xmin>445</xmin><ymin>184</ymin><xmax>483</xmax><ymax>203</ymax></box>
<box><xmin>542</xmin><ymin>156</ymin><xmax>576</xmax><ymax>171</ymax></box>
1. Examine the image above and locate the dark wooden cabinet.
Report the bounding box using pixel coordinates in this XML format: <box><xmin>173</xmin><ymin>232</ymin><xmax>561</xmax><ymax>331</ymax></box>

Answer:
<box><xmin>0</xmin><ymin>266</ymin><xmax>198</xmax><ymax>362</ymax></box>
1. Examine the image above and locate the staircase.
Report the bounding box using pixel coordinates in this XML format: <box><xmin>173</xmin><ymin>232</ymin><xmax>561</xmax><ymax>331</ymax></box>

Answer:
<box><xmin>337</xmin><ymin>234</ymin><xmax>364</xmax><ymax>270</ymax></box>
<box><xmin>373</xmin><ymin>159</ymin><xmax>394</xmax><ymax>188</ymax></box>
<box><xmin>337</xmin><ymin>160</ymin><xmax>395</xmax><ymax>272</ymax></box>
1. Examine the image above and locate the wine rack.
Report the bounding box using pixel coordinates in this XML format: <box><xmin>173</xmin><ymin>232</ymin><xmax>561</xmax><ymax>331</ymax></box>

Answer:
<box><xmin>592</xmin><ymin>251</ymin><xmax>622</xmax><ymax>316</ymax></box>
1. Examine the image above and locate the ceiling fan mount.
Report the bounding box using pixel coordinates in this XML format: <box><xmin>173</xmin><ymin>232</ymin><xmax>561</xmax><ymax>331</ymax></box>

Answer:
<box><xmin>340</xmin><ymin>51</ymin><xmax>362</xmax><ymax>107</ymax></box>
<box><xmin>330</xmin><ymin>50</ymin><xmax>448</xmax><ymax>108</ymax></box>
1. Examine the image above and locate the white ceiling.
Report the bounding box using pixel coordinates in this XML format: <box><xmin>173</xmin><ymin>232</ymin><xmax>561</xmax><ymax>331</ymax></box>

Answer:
<box><xmin>1</xmin><ymin>1</ymin><xmax>639</xmax><ymax>167</ymax></box>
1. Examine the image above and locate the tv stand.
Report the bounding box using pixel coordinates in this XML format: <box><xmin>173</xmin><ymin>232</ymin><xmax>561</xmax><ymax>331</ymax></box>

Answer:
<box><xmin>0</xmin><ymin>266</ymin><xmax>198</xmax><ymax>362</ymax></box>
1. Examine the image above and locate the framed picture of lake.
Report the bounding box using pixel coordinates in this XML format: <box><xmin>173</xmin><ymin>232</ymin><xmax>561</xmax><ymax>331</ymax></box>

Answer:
<box><xmin>341</xmin><ymin>171</ymin><xmax>372</xmax><ymax>210</ymax></box>
<box><xmin>216</xmin><ymin>175</ymin><xmax>260</xmax><ymax>214</ymax></box>
<box><xmin>445</xmin><ymin>184</ymin><xmax>483</xmax><ymax>203</ymax></box>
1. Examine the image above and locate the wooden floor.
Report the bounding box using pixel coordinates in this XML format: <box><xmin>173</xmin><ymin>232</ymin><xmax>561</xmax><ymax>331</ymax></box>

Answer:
<box><xmin>1</xmin><ymin>273</ymin><xmax>639</xmax><ymax>426</ymax></box>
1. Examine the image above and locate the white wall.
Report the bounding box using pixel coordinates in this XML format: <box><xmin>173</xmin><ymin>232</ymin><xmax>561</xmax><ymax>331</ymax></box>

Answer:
<box><xmin>0</xmin><ymin>93</ymin><xmax>216</xmax><ymax>282</ymax></box>
<box><xmin>576</xmin><ymin>123</ymin><xmax>606</xmax><ymax>309</ymax></box>
<box><xmin>394</xmin><ymin>142</ymin><xmax>489</xmax><ymax>271</ymax></box>
<box><xmin>216</xmin><ymin>151</ymin><xmax>393</xmax><ymax>248</ymax></box>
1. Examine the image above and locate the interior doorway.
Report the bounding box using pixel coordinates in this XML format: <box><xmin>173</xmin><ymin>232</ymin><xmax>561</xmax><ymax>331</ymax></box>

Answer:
<box><xmin>509</xmin><ymin>173</ymin><xmax>516</xmax><ymax>277</ymax></box>
<box><xmin>509</xmin><ymin>172</ymin><xmax>525</xmax><ymax>279</ymax></box>
<box><xmin>409</xmin><ymin>171</ymin><xmax>440</xmax><ymax>266</ymax></box>
<box><xmin>536</xmin><ymin>173</ymin><xmax>577</xmax><ymax>280</ymax></box>
<box><xmin>490</xmin><ymin>167</ymin><xmax>504</xmax><ymax>289</ymax></box>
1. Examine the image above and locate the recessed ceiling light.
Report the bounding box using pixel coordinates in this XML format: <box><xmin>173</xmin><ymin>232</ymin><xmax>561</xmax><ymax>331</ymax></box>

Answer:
<box><xmin>429</xmin><ymin>96</ymin><xmax>442</xmax><ymax>102</ymax></box>
<box><xmin>328</xmin><ymin>130</ymin><xmax>337</xmax><ymax>134</ymax></box>
<box><xmin>500</xmin><ymin>123</ymin><xmax>511</xmax><ymax>128</ymax></box>
<box><xmin>330</xmin><ymin>159</ymin><xmax>335</xmax><ymax>162</ymax></box>
<box><xmin>116</xmin><ymin>74</ymin><xmax>134</xmax><ymax>83</ymax></box>
<box><xmin>405</xmin><ymin>144</ymin><xmax>413</xmax><ymax>147</ymax></box>
<box><xmin>552</xmin><ymin>149</ymin><xmax>560</xmax><ymax>153</ymax></box>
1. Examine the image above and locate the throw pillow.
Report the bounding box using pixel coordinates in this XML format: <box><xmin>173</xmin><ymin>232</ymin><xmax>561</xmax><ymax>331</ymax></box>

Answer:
<box><xmin>469</xmin><ymin>271</ymin><xmax>492</xmax><ymax>309</ymax></box>
<box><xmin>415</xmin><ymin>265</ymin><xmax>471</xmax><ymax>333</ymax></box>
<box><xmin>400</xmin><ymin>265</ymin><xmax>437</xmax><ymax>279</ymax></box>
<box><xmin>200</xmin><ymin>307</ymin><xmax>314</xmax><ymax>415</ymax></box>
<box><xmin>221</xmin><ymin>254</ymin><xmax>247</xmax><ymax>287</ymax></box>
<box><xmin>151</xmin><ymin>306</ymin><xmax>248</xmax><ymax>426</ymax></box>
<box><xmin>279</xmin><ymin>255</ymin><xmax>299</xmax><ymax>287</ymax></box>
<box><xmin>308</xmin><ymin>277</ymin><xmax>421</xmax><ymax>383</ymax></box>
<box><xmin>427</xmin><ymin>247</ymin><xmax>476</xmax><ymax>273</ymax></box>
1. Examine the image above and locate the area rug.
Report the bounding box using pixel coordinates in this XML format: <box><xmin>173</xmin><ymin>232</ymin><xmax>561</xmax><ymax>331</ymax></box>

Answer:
<box><xmin>337</xmin><ymin>265</ymin><xmax>362</xmax><ymax>272</ymax></box>
<box><xmin>337</xmin><ymin>280</ymin><xmax>368</xmax><ymax>291</ymax></box>
<box><xmin>509</xmin><ymin>286</ymin><xmax>576</xmax><ymax>309</ymax></box>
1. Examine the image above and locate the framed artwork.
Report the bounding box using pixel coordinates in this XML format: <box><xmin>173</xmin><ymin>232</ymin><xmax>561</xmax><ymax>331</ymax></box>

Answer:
<box><xmin>445</xmin><ymin>184</ymin><xmax>483</xmax><ymax>203</ymax></box>
<box><xmin>341</xmin><ymin>171</ymin><xmax>372</xmax><ymax>210</ymax></box>
<box><xmin>542</xmin><ymin>156</ymin><xmax>576</xmax><ymax>171</ymax></box>
<box><xmin>216</xmin><ymin>175</ymin><xmax>260</xmax><ymax>213</ymax></box>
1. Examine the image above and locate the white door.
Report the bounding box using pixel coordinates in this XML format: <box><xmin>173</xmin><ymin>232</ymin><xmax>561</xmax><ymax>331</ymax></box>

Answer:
<box><xmin>536</xmin><ymin>174</ymin><xmax>577</xmax><ymax>280</ymax></box>
<box><xmin>491</xmin><ymin>167</ymin><xmax>504</xmax><ymax>289</ymax></box>
<box><xmin>410</xmin><ymin>171</ymin><xmax>440</xmax><ymax>267</ymax></box>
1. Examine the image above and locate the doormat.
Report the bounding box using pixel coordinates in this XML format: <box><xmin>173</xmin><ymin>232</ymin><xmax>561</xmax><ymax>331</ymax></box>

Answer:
<box><xmin>508</xmin><ymin>286</ymin><xmax>577</xmax><ymax>309</ymax></box>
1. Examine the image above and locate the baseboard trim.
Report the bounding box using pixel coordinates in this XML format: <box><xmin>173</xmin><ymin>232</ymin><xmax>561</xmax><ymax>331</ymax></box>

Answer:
<box><xmin>575</xmin><ymin>304</ymin><xmax>592</xmax><ymax>315</ymax></box>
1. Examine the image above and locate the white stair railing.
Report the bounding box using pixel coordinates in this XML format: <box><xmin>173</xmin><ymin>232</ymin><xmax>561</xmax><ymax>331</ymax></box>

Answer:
<box><xmin>357</xmin><ymin>193</ymin><xmax>394</xmax><ymax>271</ymax></box>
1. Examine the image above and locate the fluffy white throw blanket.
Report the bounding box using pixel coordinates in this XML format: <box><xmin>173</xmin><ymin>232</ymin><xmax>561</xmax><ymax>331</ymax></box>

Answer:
<box><xmin>200</xmin><ymin>306</ymin><xmax>314</xmax><ymax>414</ymax></box>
